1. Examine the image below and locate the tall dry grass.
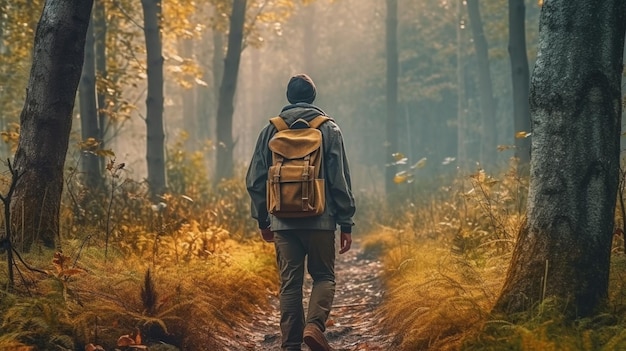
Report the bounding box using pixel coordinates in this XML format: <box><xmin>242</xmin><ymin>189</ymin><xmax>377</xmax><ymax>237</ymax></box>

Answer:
<box><xmin>366</xmin><ymin>164</ymin><xmax>626</xmax><ymax>350</ymax></box>
<box><xmin>0</xmin><ymin>140</ymin><xmax>278</xmax><ymax>350</ymax></box>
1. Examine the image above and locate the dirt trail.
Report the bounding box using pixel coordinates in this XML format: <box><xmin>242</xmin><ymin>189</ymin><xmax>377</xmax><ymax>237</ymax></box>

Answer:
<box><xmin>222</xmin><ymin>240</ymin><xmax>395</xmax><ymax>350</ymax></box>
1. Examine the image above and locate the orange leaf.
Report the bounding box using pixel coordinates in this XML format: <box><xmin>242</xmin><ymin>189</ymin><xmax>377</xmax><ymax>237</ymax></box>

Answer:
<box><xmin>117</xmin><ymin>335</ymin><xmax>135</xmax><ymax>347</ymax></box>
<box><xmin>134</xmin><ymin>330</ymin><xmax>142</xmax><ymax>345</ymax></box>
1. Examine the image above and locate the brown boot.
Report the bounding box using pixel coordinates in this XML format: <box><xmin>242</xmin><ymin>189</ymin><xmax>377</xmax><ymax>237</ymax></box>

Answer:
<box><xmin>303</xmin><ymin>323</ymin><xmax>332</xmax><ymax>351</ymax></box>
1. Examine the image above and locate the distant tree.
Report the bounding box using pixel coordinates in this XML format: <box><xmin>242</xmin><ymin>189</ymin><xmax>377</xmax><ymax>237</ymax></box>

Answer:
<box><xmin>0</xmin><ymin>1</ymin><xmax>42</xmax><ymax>159</ymax></box>
<box><xmin>142</xmin><ymin>0</ymin><xmax>167</xmax><ymax>197</ymax></box>
<box><xmin>210</xmin><ymin>29</ymin><xmax>224</xmax><ymax>142</ymax></box>
<box><xmin>215</xmin><ymin>0</ymin><xmax>246</xmax><ymax>181</ymax></box>
<box><xmin>456</xmin><ymin>0</ymin><xmax>469</xmax><ymax>172</ymax></box>
<box><xmin>494</xmin><ymin>0</ymin><xmax>626</xmax><ymax>317</ymax></box>
<box><xmin>385</xmin><ymin>0</ymin><xmax>398</xmax><ymax>196</ymax></box>
<box><xmin>93</xmin><ymin>0</ymin><xmax>108</xmax><ymax>171</ymax></box>
<box><xmin>11</xmin><ymin>0</ymin><xmax>93</xmax><ymax>250</ymax></box>
<box><xmin>181</xmin><ymin>37</ymin><xmax>197</xmax><ymax>143</ymax></box>
<box><xmin>508</xmin><ymin>0</ymin><xmax>531</xmax><ymax>170</ymax></box>
<box><xmin>467</xmin><ymin>0</ymin><xmax>497</xmax><ymax>170</ymax></box>
<box><xmin>79</xmin><ymin>13</ymin><xmax>102</xmax><ymax>190</ymax></box>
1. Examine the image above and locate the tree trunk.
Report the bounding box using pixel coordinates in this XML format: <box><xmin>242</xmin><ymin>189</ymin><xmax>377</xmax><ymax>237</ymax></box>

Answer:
<box><xmin>467</xmin><ymin>0</ymin><xmax>497</xmax><ymax>170</ymax></box>
<box><xmin>181</xmin><ymin>38</ymin><xmax>197</xmax><ymax>146</ymax></box>
<box><xmin>11</xmin><ymin>0</ymin><xmax>93</xmax><ymax>250</ymax></box>
<box><xmin>141</xmin><ymin>0</ymin><xmax>167</xmax><ymax>197</ymax></box>
<box><xmin>385</xmin><ymin>0</ymin><xmax>398</xmax><ymax>197</ymax></box>
<box><xmin>79</xmin><ymin>12</ymin><xmax>102</xmax><ymax>190</ymax></box>
<box><xmin>508</xmin><ymin>0</ymin><xmax>531</xmax><ymax>172</ymax></box>
<box><xmin>456</xmin><ymin>0</ymin><xmax>469</xmax><ymax>172</ymax></box>
<box><xmin>94</xmin><ymin>0</ymin><xmax>108</xmax><ymax>173</ymax></box>
<box><xmin>215</xmin><ymin>0</ymin><xmax>246</xmax><ymax>182</ymax></box>
<box><xmin>194</xmin><ymin>23</ymin><xmax>215</xmax><ymax>144</ymax></box>
<box><xmin>494</xmin><ymin>0</ymin><xmax>626</xmax><ymax>317</ymax></box>
<box><xmin>206</xmin><ymin>29</ymin><xmax>224</xmax><ymax>144</ymax></box>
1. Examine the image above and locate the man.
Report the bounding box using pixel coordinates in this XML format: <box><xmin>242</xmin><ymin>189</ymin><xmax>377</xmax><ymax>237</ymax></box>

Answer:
<box><xmin>246</xmin><ymin>73</ymin><xmax>356</xmax><ymax>351</ymax></box>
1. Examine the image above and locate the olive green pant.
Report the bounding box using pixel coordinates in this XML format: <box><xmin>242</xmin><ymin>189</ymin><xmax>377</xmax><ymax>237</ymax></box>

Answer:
<box><xmin>274</xmin><ymin>230</ymin><xmax>336</xmax><ymax>351</ymax></box>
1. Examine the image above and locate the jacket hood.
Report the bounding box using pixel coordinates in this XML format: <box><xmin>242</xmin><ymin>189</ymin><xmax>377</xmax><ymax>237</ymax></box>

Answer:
<box><xmin>279</xmin><ymin>103</ymin><xmax>326</xmax><ymax>126</ymax></box>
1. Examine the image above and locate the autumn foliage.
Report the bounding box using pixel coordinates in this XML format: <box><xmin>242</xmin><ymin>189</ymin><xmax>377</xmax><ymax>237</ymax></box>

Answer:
<box><xmin>0</xmin><ymin>145</ymin><xmax>277</xmax><ymax>350</ymax></box>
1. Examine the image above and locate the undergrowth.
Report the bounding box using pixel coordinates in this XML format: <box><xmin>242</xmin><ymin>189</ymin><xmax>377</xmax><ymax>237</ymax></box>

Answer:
<box><xmin>366</xmin><ymin>162</ymin><xmax>626</xmax><ymax>350</ymax></box>
<box><xmin>0</xmin><ymin>139</ymin><xmax>277</xmax><ymax>350</ymax></box>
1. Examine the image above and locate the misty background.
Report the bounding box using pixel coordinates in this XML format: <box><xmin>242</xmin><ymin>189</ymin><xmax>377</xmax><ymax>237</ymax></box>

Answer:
<box><xmin>79</xmin><ymin>0</ymin><xmax>540</xmax><ymax>195</ymax></box>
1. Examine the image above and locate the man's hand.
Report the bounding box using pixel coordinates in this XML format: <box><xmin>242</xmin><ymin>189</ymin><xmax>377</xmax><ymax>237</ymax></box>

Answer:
<box><xmin>260</xmin><ymin>227</ymin><xmax>274</xmax><ymax>242</ymax></box>
<box><xmin>339</xmin><ymin>232</ymin><xmax>352</xmax><ymax>254</ymax></box>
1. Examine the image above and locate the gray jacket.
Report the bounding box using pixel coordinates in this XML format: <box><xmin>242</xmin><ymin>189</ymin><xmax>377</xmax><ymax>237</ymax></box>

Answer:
<box><xmin>245</xmin><ymin>103</ymin><xmax>356</xmax><ymax>233</ymax></box>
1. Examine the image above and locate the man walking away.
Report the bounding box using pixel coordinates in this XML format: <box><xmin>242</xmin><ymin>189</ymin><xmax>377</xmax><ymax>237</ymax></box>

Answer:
<box><xmin>246</xmin><ymin>74</ymin><xmax>356</xmax><ymax>351</ymax></box>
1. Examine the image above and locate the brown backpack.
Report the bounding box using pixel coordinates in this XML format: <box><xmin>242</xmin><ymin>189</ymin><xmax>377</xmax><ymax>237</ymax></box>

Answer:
<box><xmin>266</xmin><ymin>115</ymin><xmax>329</xmax><ymax>218</ymax></box>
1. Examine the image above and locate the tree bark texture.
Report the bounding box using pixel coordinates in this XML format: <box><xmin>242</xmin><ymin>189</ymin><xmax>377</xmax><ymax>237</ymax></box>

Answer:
<box><xmin>494</xmin><ymin>0</ymin><xmax>626</xmax><ymax>317</ymax></box>
<box><xmin>385</xmin><ymin>0</ymin><xmax>398</xmax><ymax>197</ymax></box>
<box><xmin>79</xmin><ymin>13</ymin><xmax>102</xmax><ymax>190</ymax></box>
<box><xmin>508</xmin><ymin>0</ymin><xmax>531</xmax><ymax>170</ymax></box>
<box><xmin>142</xmin><ymin>0</ymin><xmax>167</xmax><ymax>197</ymax></box>
<box><xmin>215</xmin><ymin>0</ymin><xmax>246</xmax><ymax>182</ymax></box>
<box><xmin>467</xmin><ymin>0</ymin><xmax>497</xmax><ymax>170</ymax></box>
<box><xmin>11</xmin><ymin>0</ymin><xmax>93</xmax><ymax>250</ymax></box>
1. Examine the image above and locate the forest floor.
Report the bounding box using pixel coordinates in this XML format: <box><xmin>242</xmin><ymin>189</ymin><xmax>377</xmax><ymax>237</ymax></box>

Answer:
<box><xmin>220</xmin><ymin>239</ymin><xmax>396</xmax><ymax>351</ymax></box>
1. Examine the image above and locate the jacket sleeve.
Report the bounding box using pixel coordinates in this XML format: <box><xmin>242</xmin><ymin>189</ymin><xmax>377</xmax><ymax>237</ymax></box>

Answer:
<box><xmin>324</xmin><ymin>121</ymin><xmax>356</xmax><ymax>233</ymax></box>
<box><xmin>245</xmin><ymin>126</ymin><xmax>272</xmax><ymax>229</ymax></box>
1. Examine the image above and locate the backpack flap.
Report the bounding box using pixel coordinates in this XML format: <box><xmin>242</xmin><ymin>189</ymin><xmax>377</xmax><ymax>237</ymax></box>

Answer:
<box><xmin>268</xmin><ymin>128</ymin><xmax>322</xmax><ymax>160</ymax></box>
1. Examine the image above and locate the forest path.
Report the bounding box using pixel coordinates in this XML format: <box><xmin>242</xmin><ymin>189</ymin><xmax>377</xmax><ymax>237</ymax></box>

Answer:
<box><xmin>222</xmin><ymin>239</ymin><xmax>395</xmax><ymax>351</ymax></box>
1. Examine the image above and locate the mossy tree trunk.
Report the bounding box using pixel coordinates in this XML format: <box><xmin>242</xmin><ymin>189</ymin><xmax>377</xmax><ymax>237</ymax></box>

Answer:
<box><xmin>11</xmin><ymin>0</ymin><xmax>93</xmax><ymax>250</ymax></box>
<box><xmin>494</xmin><ymin>0</ymin><xmax>626</xmax><ymax>317</ymax></box>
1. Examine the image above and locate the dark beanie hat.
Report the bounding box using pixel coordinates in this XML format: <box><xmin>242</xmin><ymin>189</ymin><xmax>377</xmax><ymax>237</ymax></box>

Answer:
<box><xmin>286</xmin><ymin>74</ymin><xmax>317</xmax><ymax>104</ymax></box>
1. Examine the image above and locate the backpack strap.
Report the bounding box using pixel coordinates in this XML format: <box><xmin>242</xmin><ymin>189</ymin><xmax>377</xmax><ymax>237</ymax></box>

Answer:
<box><xmin>308</xmin><ymin>115</ymin><xmax>330</xmax><ymax>129</ymax></box>
<box><xmin>269</xmin><ymin>117</ymin><xmax>289</xmax><ymax>131</ymax></box>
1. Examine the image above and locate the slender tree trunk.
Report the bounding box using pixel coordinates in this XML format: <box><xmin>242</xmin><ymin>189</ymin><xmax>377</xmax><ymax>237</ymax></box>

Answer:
<box><xmin>11</xmin><ymin>0</ymin><xmax>93</xmax><ymax>250</ymax></box>
<box><xmin>141</xmin><ymin>0</ymin><xmax>167</xmax><ymax>197</ymax></box>
<box><xmin>385</xmin><ymin>0</ymin><xmax>398</xmax><ymax>197</ymax></box>
<box><xmin>181</xmin><ymin>38</ymin><xmax>197</xmax><ymax>146</ymax></box>
<box><xmin>456</xmin><ymin>0</ymin><xmax>469</xmax><ymax>172</ymax></box>
<box><xmin>467</xmin><ymin>0</ymin><xmax>497</xmax><ymax>170</ymax></box>
<box><xmin>494</xmin><ymin>0</ymin><xmax>626</xmax><ymax>317</ymax></box>
<box><xmin>208</xmin><ymin>29</ymin><xmax>224</xmax><ymax>144</ymax></box>
<box><xmin>215</xmin><ymin>0</ymin><xmax>246</xmax><ymax>182</ymax></box>
<box><xmin>0</xmin><ymin>11</ymin><xmax>7</xmax><ymax>158</ymax></box>
<box><xmin>195</xmin><ymin>23</ymin><xmax>214</xmax><ymax>144</ymax></box>
<box><xmin>94</xmin><ymin>0</ymin><xmax>108</xmax><ymax>170</ymax></box>
<box><xmin>79</xmin><ymin>13</ymin><xmax>101</xmax><ymax>190</ymax></box>
<box><xmin>508</xmin><ymin>0</ymin><xmax>531</xmax><ymax>172</ymax></box>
